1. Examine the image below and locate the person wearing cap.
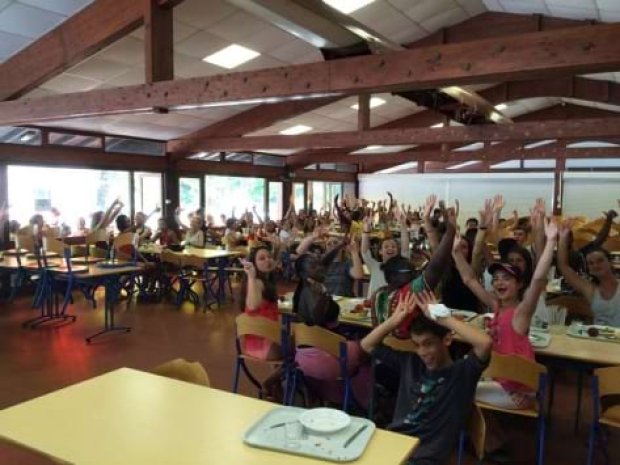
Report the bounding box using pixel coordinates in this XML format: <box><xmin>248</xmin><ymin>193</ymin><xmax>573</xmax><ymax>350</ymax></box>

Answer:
<box><xmin>453</xmin><ymin>219</ymin><xmax>558</xmax><ymax>409</ymax></box>
<box><xmin>361</xmin><ymin>290</ymin><xmax>492</xmax><ymax>465</ymax></box>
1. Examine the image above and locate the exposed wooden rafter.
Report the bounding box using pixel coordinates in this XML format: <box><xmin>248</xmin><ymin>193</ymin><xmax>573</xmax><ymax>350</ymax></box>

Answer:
<box><xmin>145</xmin><ymin>0</ymin><xmax>174</xmax><ymax>84</ymax></box>
<box><xmin>2</xmin><ymin>23</ymin><xmax>620</xmax><ymax>127</ymax></box>
<box><xmin>0</xmin><ymin>0</ymin><xmax>144</xmax><ymax>101</ymax></box>
<box><xmin>170</xmin><ymin>117</ymin><xmax>620</xmax><ymax>153</ymax></box>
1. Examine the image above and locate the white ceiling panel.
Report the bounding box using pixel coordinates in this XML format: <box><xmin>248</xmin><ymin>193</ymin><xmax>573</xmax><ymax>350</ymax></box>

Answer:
<box><xmin>174</xmin><ymin>30</ymin><xmax>230</xmax><ymax>59</ymax></box>
<box><xmin>402</xmin><ymin>0</ymin><xmax>462</xmax><ymax>23</ymax></box>
<box><xmin>208</xmin><ymin>10</ymin><xmax>271</xmax><ymax>43</ymax></box>
<box><xmin>173</xmin><ymin>0</ymin><xmax>236</xmax><ymax>30</ymax></box>
<box><xmin>41</xmin><ymin>73</ymin><xmax>102</xmax><ymax>93</ymax></box>
<box><xmin>421</xmin><ymin>7</ymin><xmax>470</xmax><ymax>32</ymax></box>
<box><xmin>457</xmin><ymin>0</ymin><xmax>488</xmax><ymax>16</ymax></box>
<box><xmin>96</xmin><ymin>36</ymin><xmax>145</xmax><ymax>67</ymax></box>
<box><xmin>0</xmin><ymin>2</ymin><xmax>65</xmax><ymax>38</ymax></box>
<box><xmin>0</xmin><ymin>29</ymin><xmax>29</xmax><ymax>61</ymax></box>
<box><xmin>173</xmin><ymin>52</ymin><xmax>223</xmax><ymax>78</ymax></box>
<box><xmin>65</xmin><ymin>56</ymin><xmax>131</xmax><ymax>82</ymax></box>
<box><xmin>19</xmin><ymin>0</ymin><xmax>92</xmax><ymax>16</ymax></box>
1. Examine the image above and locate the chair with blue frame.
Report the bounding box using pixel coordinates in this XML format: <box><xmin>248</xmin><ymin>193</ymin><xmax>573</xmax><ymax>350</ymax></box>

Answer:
<box><xmin>367</xmin><ymin>335</ymin><xmax>416</xmax><ymax>419</ymax></box>
<box><xmin>232</xmin><ymin>313</ymin><xmax>287</xmax><ymax>400</ymax></box>
<box><xmin>587</xmin><ymin>366</ymin><xmax>620</xmax><ymax>465</ymax></box>
<box><xmin>474</xmin><ymin>352</ymin><xmax>548</xmax><ymax>465</ymax></box>
<box><xmin>288</xmin><ymin>322</ymin><xmax>352</xmax><ymax>412</ymax></box>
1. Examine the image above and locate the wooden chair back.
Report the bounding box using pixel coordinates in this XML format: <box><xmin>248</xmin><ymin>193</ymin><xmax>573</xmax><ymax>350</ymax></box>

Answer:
<box><xmin>595</xmin><ymin>366</ymin><xmax>620</xmax><ymax>398</ymax></box>
<box><xmin>15</xmin><ymin>231</ymin><xmax>35</xmax><ymax>252</ymax></box>
<box><xmin>179</xmin><ymin>254</ymin><xmax>207</xmax><ymax>270</ymax></box>
<box><xmin>602</xmin><ymin>235</ymin><xmax>620</xmax><ymax>253</ymax></box>
<box><xmin>151</xmin><ymin>359</ymin><xmax>210</xmax><ymax>387</ymax></box>
<box><xmin>236</xmin><ymin>313</ymin><xmax>282</xmax><ymax>346</ymax></box>
<box><xmin>383</xmin><ymin>335</ymin><xmax>417</xmax><ymax>352</ymax></box>
<box><xmin>483</xmin><ymin>352</ymin><xmax>547</xmax><ymax>392</ymax></box>
<box><xmin>468</xmin><ymin>404</ymin><xmax>486</xmax><ymax>461</ymax></box>
<box><xmin>291</xmin><ymin>323</ymin><xmax>345</xmax><ymax>359</ymax></box>
<box><xmin>547</xmin><ymin>295</ymin><xmax>592</xmax><ymax>323</ymax></box>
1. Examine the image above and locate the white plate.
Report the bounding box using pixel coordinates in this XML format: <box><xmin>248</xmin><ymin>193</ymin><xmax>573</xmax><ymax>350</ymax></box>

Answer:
<box><xmin>298</xmin><ymin>408</ymin><xmax>351</xmax><ymax>434</ymax></box>
<box><xmin>340</xmin><ymin>298</ymin><xmax>365</xmax><ymax>311</ymax></box>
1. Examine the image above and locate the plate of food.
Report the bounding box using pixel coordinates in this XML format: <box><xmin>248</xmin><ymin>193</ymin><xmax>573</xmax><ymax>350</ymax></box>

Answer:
<box><xmin>567</xmin><ymin>324</ymin><xmax>619</xmax><ymax>342</ymax></box>
<box><xmin>298</xmin><ymin>408</ymin><xmax>351</xmax><ymax>434</ymax></box>
<box><xmin>451</xmin><ymin>310</ymin><xmax>478</xmax><ymax>322</ymax></box>
<box><xmin>528</xmin><ymin>331</ymin><xmax>551</xmax><ymax>348</ymax></box>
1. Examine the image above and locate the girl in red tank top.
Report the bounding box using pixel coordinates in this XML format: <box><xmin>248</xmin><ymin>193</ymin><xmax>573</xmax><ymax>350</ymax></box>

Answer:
<box><xmin>453</xmin><ymin>214</ymin><xmax>558</xmax><ymax>404</ymax></box>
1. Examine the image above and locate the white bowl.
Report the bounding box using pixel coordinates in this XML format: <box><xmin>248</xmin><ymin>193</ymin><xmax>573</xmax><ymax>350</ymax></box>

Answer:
<box><xmin>298</xmin><ymin>408</ymin><xmax>351</xmax><ymax>434</ymax></box>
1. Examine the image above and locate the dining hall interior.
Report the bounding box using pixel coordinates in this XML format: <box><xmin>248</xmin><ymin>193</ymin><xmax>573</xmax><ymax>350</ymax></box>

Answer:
<box><xmin>0</xmin><ymin>0</ymin><xmax>620</xmax><ymax>464</ymax></box>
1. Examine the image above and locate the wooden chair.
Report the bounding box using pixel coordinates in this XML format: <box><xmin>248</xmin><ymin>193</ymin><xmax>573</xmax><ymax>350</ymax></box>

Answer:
<box><xmin>546</xmin><ymin>295</ymin><xmax>592</xmax><ymax>324</ymax></box>
<box><xmin>289</xmin><ymin>322</ymin><xmax>351</xmax><ymax>411</ymax></box>
<box><xmin>476</xmin><ymin>352</ymin><xmax>548</xmax><ymax>465</ymax></box>
<box><xmin>85</xmin><ymin>230</ymin><xmax>109</xmax><ymax>259</ymax></box>
<box><xmin>151</xmin><ymin>358</ymin><xmax>210</xmax><ymax>387</ymax></box>
<box><xmin>457</xmin><ymin>405</ymin><xmax>486</xmax><ymax>465</ymax></box>
<box><xmin>587</xmin><ymin>366</ymin><xmax>620</xmax><ymax>465</ymax></box>
<box><xmin>233</xmin><ymin>313</ymin><xmax>285</xmax><ymax>400</ymax></box>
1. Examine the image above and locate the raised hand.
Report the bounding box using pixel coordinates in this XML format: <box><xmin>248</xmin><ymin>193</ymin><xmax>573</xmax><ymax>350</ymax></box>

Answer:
<box><xmin>492</xmin><ymin>194</ymin><xmax>505</xmax><ymax>214</ymax></box>
<box><xmin>479</xmin><ymin>198</ymin><xmax>494</xmax><ymax>228</ymax></box>
<box><xmin>386</xmin><ymin>291</ymin><xmax>417</xmax><ymax>329</ymax></box>
<box><xmin>445</xmin><ymin>207</ymin><xmax>457</xmax><ymax>230</ymax></box>
<box><xmin>347</xmin><ymin>238</ymin><xmax>360</xmax><ymax>254</ymax></box>
<box><xmin>411</xmin><ymin>290</ymin><xmax>439</xmax><ymax>319</ymax></box>
<box><xmin>241</xmin><ymin>259</ymin><xmax>257</xmax><ymax>279</ymax></box>
<box><xmin>363</xmin><ymin>215</ymin><xmax>372</xmax><ymax>232</ymax></box>
<box><xmin>424</xmin><ymin>194</ymin><xmax>437</xmax><ymax>219</ymax></box>
<box><xmin>454</xmin><ymin>199</ymin><xmax>460</xmax><ymax>219</ymax></box>
<box><xmin>545</xmin><ymin>218</ymin><xmax>558</xmax><ymax>240</ymax></box>
<box><xmin>559</xmin><ymin>218</ymin><xmax>574</xmax><ymax>241</ymax></box>
<box><xmin>452</xmin><ymin>234</ymin><xmax>464</xmax><ymax>254</ymax></box>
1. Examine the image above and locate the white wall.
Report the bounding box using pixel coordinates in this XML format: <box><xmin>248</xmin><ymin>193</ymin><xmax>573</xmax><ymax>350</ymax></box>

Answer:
<box><xmin>359</xmin><ymin>172</ymin><xmax>559</xmax><ymax>225</ymax></box>
<box><xmin>563</xmin><ymin>172</ymin><xmax>620</xmax><ymax>218</ymax></box>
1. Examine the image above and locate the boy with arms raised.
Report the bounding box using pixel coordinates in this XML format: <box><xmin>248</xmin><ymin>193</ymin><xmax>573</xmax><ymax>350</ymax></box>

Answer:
<box><xmin>361</xmin><ymin>291</ymin><xmax>492</xmax><ymax>465</ymax></box>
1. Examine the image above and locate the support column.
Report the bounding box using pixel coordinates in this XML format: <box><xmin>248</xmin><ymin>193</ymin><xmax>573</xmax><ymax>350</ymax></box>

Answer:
<box><xmin>163</xmin><ymin>156</ymin><xmax>180</xmax><ymax>218</ymax></box>
<box><xmin>144</xmin><ymin>0</ymin><xmax>174</xmax><ymax>84</ymax></box>
<box><xmin>357</xmin><ymin>94</ymin><xmax>370</xmax><ymax>132</ymax></box>
<box><xmin>0</xmin><ymin>163</ymin><xmax>8</xmax><ymax>244</ymax></box>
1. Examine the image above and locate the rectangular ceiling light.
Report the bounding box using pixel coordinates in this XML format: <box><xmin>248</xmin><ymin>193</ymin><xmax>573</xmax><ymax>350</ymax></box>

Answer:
<box><xmin>351</xmin><ymin>97</ymin><xmax>386</xmax><ymax>110</ymax></box>
<box><xmin>351</xmin><ymin>144</ymin><xmax>417</xmax><ymax>154</ymax></box>
<box><xmin>279</xmin><ymin>124</ymin><xmax>312</xmax><ymax>135</ymax></box>
<box><xmin>323</xmin><ymin>0</ymin><xmax>375</xmax><ymax>14</ymax></box>
<box><xmin>494</xmin><ymin>103</ymin><xmax>507</xmax><ymax>111</ymax></box>
<box><xmin>203</xmin><ymin>44</ymin><xmax>260</xmax><ymax>69</ymax></box>
<box><xmin>377</xmin><ymin>161</ymin><xmax>417</xmax><ymax>174</ymax></box>
<box><xmin>430</xmin><ymin>122</ymin><xmax>444</xmax><ymax>128</ymax></box>
<box><xmin>447</xmin><ymin>160</ymin><xmax>480</xmax><ymax>170</ymax></box>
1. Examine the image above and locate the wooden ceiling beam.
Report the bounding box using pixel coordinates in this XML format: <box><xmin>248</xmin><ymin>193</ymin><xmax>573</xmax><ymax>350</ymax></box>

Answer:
<box><xmin>0</xmin><ymin>0</ymin><xmax>145</xmax><ymax>101</ymax></box>
<box><xmin>0</xmin><ymin>143</ymin><xmax>165</xmax><ymax>171</ymax></box>
<box><xmin>2</xmin><ymin>23</ymin><xmax>620</xmax><ymax>127</ymax></box>
<box><xmin>169</xmin><ymin>117</ymin><xmax>620</xmax><ymax>152</ymax></box>
<box><xmin>145</xmin><ymin>0</ymin><xmax>174</xmax><ymax>84</ymax></box>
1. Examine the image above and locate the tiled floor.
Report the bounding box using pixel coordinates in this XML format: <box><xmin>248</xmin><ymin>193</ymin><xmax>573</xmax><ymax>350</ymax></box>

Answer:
<box><xmin>0</xmin><ymin>286</ymin><xmax>617</xmax><ymax>465</ymax></box>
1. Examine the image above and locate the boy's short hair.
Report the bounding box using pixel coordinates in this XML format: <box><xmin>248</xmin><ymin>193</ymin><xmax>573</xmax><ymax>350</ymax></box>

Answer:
<box><xmin>410</xmin><ymin>314</ymin><xmax>450</xmax><ymax>339</ymax></box>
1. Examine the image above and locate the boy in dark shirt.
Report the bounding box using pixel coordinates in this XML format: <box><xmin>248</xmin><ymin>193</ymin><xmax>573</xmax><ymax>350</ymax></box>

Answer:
<box><xmin>361</xmin><ymin>291</ymin><xmax>492</xmax><ymax>465</ymax></box>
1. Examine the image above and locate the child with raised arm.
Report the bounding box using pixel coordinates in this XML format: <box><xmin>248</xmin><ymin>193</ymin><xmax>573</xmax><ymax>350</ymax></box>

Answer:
<box><xmin>453</xmin><ymin>218</ymin><xmax>558</xmax><ymax>409</ymax></box>
<box><xmin>361</xmin><ymin>291</ymin><xmax>492</xmax><ymax>465</ymax></box>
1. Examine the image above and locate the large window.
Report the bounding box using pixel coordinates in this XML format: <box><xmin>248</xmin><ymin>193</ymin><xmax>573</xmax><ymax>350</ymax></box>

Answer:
<box><xmin>204</xmin><ymin>175</ymin><xmax>265</xmax><ymax>221</ymax></box>
<box><xmin>133</xmin><ymin>172</ymin><xmax>162</xmax><ymax>229</ymax></box>
<box><xmin>310</xmin><ymin>181</ymin><xmax>342</xmax><ymax>214</ymax></box>
<box><xmin>293</xmin><ymin>182</ymin><xmax>305</xmax><ymax>212</ymax></box>
<box><xmin>268</xmin><ymin>181</ymin><xmax>283</xmax><ymax>221</ymax></box>
<box><xmin>179</xmin><ymin>177</ymin><xmax>201</xmax><ymax>214</ymax></box>
<box><xmin>7</xmin><ymin>166</ymin><xmax>130</xmax><ymax>232</ymax></box>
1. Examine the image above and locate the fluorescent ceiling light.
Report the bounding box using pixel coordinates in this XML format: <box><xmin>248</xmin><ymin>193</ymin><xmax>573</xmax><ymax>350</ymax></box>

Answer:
<box><xmin>279</xmin><ymin>124</ymin><xmax>312</xmax><ymax>135</ymax></box>
<box><xmin>351</xmin><ymin>97</ymin><xmax>386</xmax><ymax>110</ymax></box>
<box><xmin>447</xmin><ymin>160</ymin><xmax>479</xmax><ymax>170</ymax></box>
<box><xmin>19</xmin><ymin>132</ymin><xmax>36</xmax><ymax>142</ymax></box>
<box><xmin>323</xmin><ymin>0</ymin><xmax>375</xmax><ymax>14</ymax></box>
<box><xmin>490</xmin><ymin>112</ymin><xmax>503</xmax><ymax>123</ymax></box>
<box><xmin>377</xmin><ymin>161</ymin><xmax>417</xmax><ymax>174</ymax></box>
<box><xmin>494</xmin><ymin>103</ymin><xmax>507</xmax><ymax>111</ymax></box>
<box><xmin>453</xmin><ymin>142</ymin><xmax>484</xmax><ymax>152</ymax></box>
<box><xmin>431</xmin><ymin>123</ymin><xmax>444</xmax><ymax>128</ymax></box>
<box><xmin>203</xmin><ymin>44</ymin><xmax>260</xmax><ymax>69</ymax></box>
<box><xmin>567</xmin><ymin>140</ymin><xmax>620</xmax><ymax>148</ymax></box>
<box><xmin>523</xmin><ymin>139</ymin><xmax>557</xmax><ymax>149</ymax></box>
<box><xmin>351</xmin><ymin>144</ymin><xmax>417</xmax><ymax>154</ymax></box>
<box><xmin>491</xmin><ymin>160</ymin><xmax>520</xmax><ymax>169</ymax></box>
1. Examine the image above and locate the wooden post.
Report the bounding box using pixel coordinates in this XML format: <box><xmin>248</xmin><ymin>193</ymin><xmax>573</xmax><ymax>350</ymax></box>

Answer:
<box><xmin>0</xmin><ymin>163</ymin><xmax>8</xmax><ymax>245</ymax></box>
<box><xmin>163</xmin><ymin>155</ymin><xmax>180</xmax><ymax>218</ymax></box>
<box><xmin>357</xmin><ymin>94</ymin><xmax>370</xmax><ymax>132</ymax></box>
<box><xmin>144</xmin><ymin>0</ymin><xmax>174</xmax><ymax>84</ymax></box>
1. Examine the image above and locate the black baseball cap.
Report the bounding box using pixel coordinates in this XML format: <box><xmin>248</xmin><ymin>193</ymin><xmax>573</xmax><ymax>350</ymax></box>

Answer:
<box><xmin>488</xmin><ymin>262</ymin><xmax>523</xmax><ymax>281</ymax></box>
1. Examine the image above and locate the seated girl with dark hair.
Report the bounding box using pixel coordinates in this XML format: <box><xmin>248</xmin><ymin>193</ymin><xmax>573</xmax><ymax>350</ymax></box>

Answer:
<box><xmin>292</xmin><ymin>252</ymin><xmax>371</xmax><ymax>408</ymax></box>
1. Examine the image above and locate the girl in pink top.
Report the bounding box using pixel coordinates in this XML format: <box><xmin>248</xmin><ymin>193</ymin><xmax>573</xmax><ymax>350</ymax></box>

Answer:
<box><xmin>240</xmin><ymin>246</ymin><xmax>280</xmax><ymax>361</ymax></box>
<box><xmin>453</xmin><ymin>216</ymin><xmax>557</xmax><ymax>409</ymax></box>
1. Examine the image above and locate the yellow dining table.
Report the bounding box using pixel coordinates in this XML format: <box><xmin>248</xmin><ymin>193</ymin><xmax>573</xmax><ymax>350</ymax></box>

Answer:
<box><xmin>0</xmin><ymin>368</ymin><xmax>418</xmax><ymax>465</ymax></box>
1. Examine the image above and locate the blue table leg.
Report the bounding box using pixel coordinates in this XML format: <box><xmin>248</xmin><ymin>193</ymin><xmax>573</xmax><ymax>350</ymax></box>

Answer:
<box><xmin>85</xmin><ymin>275</ymin><xmax>131</xmax><ymax>343</ymax></box>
